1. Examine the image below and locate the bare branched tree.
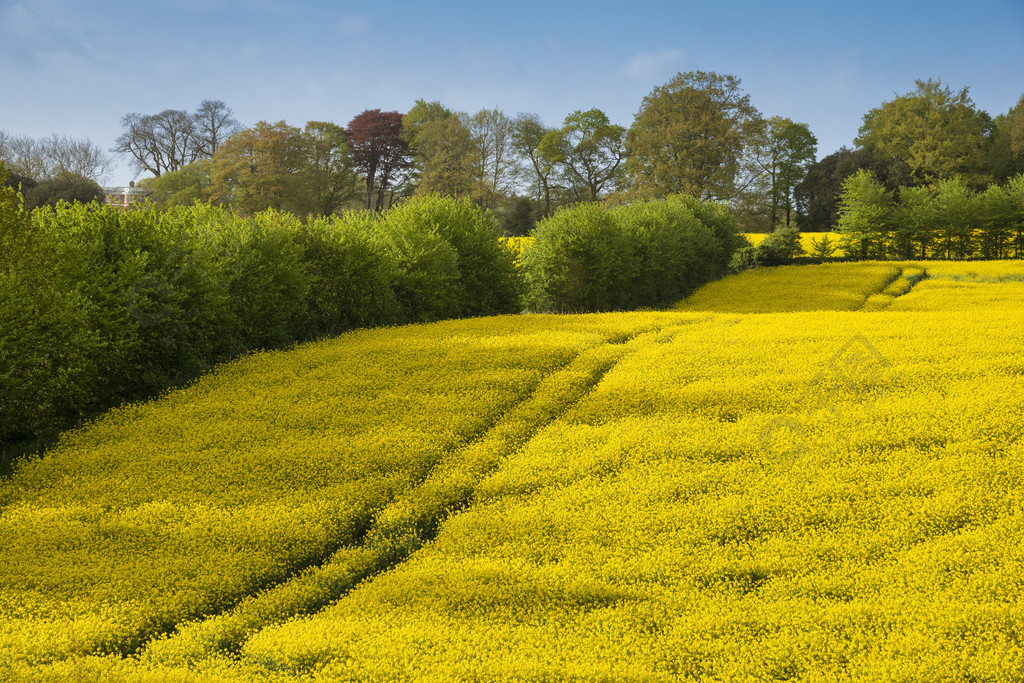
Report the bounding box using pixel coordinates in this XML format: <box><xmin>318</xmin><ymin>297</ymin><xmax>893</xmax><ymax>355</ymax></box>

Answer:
<box><xmin>194</xmin><ymin>99</ymin><xmax>240</xmax><ymax>157</ymax></box>
<box><xmin>0</xmin><ymin>130</ymin><xmax>113</xmax><ymax>182</ymax></box>
<box><xmin>112</xmin><ymin>101</ymin><xmax>241</xmax><ymax>177</ymax></box>
<box><xmin>38</xmin><ymin>134</ymin><xmax>114</xmax><ymax>182</ymax></box>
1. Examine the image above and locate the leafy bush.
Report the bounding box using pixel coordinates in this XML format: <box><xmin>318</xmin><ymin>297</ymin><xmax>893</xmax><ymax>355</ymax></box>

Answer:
<box><xmin>809</xmin><ymin>233</ymin><xmax>839</xmax><ymax>258</ymax></box>
<box><xmin>757</xmin><ymin>226</ymin><xmax>806</xmax><ymax>265</ymax></box>
<box><xmin>296</xmin><ymin>216</ymin><xmax>402</xmax><ymax>338</ymax></box>
<box><xmin>0</xmin><ymin>167</ymin><xmax>105</xmax><ymax>445</ymax></box>
<box><xmin>363</xmin><ymin>208</ymin><xmax>464</xmax><ymax>323</ymax></box>
<box><xmin>23</xmin><ymin>172</ymin><xmax>104</xmax><ymax>210</ymax></box>
<box><xmin>669</xmin><ymin>194</ymin><xmax>749</xmax><ymax>274</ymax></box>
<box><xmin>385</xmin><ymin>195</ymin><xmax>522</xmax><ymax>317</ymax></box>
<box><xmin>215</xmin><ymin>209</ymin><xmax>311</xmax><ymax>350</ymax></box>
<box><xmin>522</xmin><ymin>203</ymin><xmax>637</xmax><ymax>312</ymax></box>
<box><xmin>524</xmin><ymin>196</ymin><xmax>743</xmax><ymax>312</ymax></box>
<box><xmin>729</xmin><ymin>244</ymin><xmax>761</xmax><ymax>272</ymax></box>
<box><xmin>613</xmin><ymin>197</ymin><xmax>720</xmax><ymax>305</ymax></box>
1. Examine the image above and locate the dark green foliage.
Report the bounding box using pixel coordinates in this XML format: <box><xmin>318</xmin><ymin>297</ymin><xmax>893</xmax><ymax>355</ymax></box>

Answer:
<box><xmin>808</xmin><ymin>233</ymin><xmax>839</xmax><ymax>258</ymax></box>
<box><xmin>2</xmin><ymin>171</ymin><xmax>37</xmax><ymax>193</ymax></box>
<box><xmin>360</xmin><ymin>207</ymin><xmax>463</xmax><ymax>323</ymax></box>
<box><xmin>499</xmin><ymin>196</ymin><xmax>536</xmax><ymax>237</ymax></box>
<box><xmin>795</xmin><ymin>146</ymin><xmax>913</xmax><ymax>232</ymax></box>
<box><xmin>837</xmin><ymin>169</ymin><xmax>894</xmax><ymax>259</ymax></box>
<box><xmin>729</xmin><ymin>245</ymin><xmax>761</xmax><ymax>272</ymax></box>
<box><xmin>670</xmin><ymin>194</ymin><xmax>749</xmax><ymax>274</ymax></box>
<box><xmin>0</xmin><ymin>164</ymin><xmax>106</xmax><ymax>446</ymax></box>
<box><xmin>522</xmin><ymin>203</ymin><xmax>637</xmax><ymax>312</ymax></box>
<box><xmin>216</xmin><ymin>209</ymin><xmax>311</xmax><ymax>350</ymax></box>
<box><xmin>523</xmin><ymin>196</ymin><xmax>742</xmax><ymax>312</ymax></box>
<box><xmin>295</xmin><ymin>218</ymin><xmax>401</xmax><ymax>338</ymax></box>
<box><xmin>756</xmin><ymin>227</ymin><xmax>806</xmax><ymax>265</ymax></box>
<box><xmin>612</xmin><ymin>196</ymin><xmax>731</xmax><ymax>305</ymax></box>
<box><xmin>728</xmin><ymin>229</ymin><xmax>805</xmax><ymax>272</ymax></box>
<box><xmin>23</xmin><ymin>172</ymin><xmax>104</xmax><ymax>209</ymax></box>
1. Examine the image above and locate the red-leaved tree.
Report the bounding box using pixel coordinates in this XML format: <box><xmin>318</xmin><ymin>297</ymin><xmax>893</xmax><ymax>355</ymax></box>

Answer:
<box><xmin>346</xmin><ymin>110</ymin><xmax>411</xmax><ymax>211</ymax></box>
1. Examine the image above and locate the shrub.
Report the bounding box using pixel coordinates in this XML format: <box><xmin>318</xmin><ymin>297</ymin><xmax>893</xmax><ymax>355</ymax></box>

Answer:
<box><xmin>809</xmin><ymin>233</ymin><xmax>838</xmax><ymax>258</ymax></box>
<box><xmin>612</xmin><ymin>198</ymin><xmax>719</xmax><ymax>306</ymax></box>
<box><xmin>215</xmin><ymin>209</ymin><xmax>311</xmax><ymax>350</ymax></box>
<box><xmin>363</xmin><ymin>208</ymin><xmax>464</xmax><ymax>323</ymax></box>
<box><xmin>669</xmin><ymin>194</ymin><xmax>748</xmax><ymax>276</ymax></box>
<box><xmin>296</xmin><ymin>216</ymin><xmax>401</xmax><ymax>338</ymax></box>
<box><xmin>522</xmin><ymin>203</ymin><xmax>637</xmax><ymax>312</ymax></box>
<box><xmin>0</xmin><ymin>166</ymin><xmax>106</xmax><ymax>445</ymax></box>
<box><xmin>757</xmin><ymin>226</ymin><xmax>806</xmax><ymax>265</ymax></box>
<box><xmin>729</xmin><ymin>245</ymin><xmax>761</xmax><ymax>272</ymax></box>
<box><xmin>380</xmin><ymin>195</ymin><xmax>522</xmax><ymax>317</ymax></box>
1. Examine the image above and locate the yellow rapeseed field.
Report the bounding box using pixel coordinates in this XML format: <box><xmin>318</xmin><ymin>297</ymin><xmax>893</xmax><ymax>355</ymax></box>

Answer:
<box><xmin>743</xmin><ymin>231</ymin><xmax>845</xmax><ymax>256</ymax></box>
<box><xmin>4</xmin><ymin>261</ymin><xmax>1024</xmax><ymax>681</ymax></box>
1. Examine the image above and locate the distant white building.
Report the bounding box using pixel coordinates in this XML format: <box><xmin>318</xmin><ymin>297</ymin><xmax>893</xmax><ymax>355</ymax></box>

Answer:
<box><xmin>103</xmin><ymin>181</ymin><xmax>152</xmax><ymax>209</ymax></box>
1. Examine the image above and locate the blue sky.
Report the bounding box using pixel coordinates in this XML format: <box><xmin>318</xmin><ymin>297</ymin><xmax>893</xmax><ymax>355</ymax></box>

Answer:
<box><xmin>2</xmin><ymin>0</ymin><xmax>1022</xmax><ymax>183</ymax></box>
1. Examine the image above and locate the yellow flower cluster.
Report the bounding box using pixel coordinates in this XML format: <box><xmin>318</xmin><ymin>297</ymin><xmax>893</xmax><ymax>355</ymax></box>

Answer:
<box><xmin>5</xmin><ymin>261</ymin><xmax>1024</xmax><ymax>681</ymax></box>
<box><xmin>497</xmin><ymin>235</ymin><xmax>534</xmax><ymax>266</ymax></box>
<box><xmin>743</xmin><ymin>231</ymin><xmax>845</xmax><ymax>256</ymax></box>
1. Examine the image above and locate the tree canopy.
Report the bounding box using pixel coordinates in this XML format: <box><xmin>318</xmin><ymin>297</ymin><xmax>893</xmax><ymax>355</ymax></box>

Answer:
<box><xmin>855</xmin><ymin>79</ymin><xmax>991</xmax><ymax>187</ymax></box>
<box><xmin>346</xmin><ymin>110</ymin><xmax>411</xmax><ymax>212</ymax></box>
<box><xmin>112</xmin><ymin>101</ymin><xmax>239</xmax><ymax>177</ymax></box>
<box><xmin>624</xmin><ymin>71</ymin><xmax>760</xmax><ymax>202</ymax></box>
<box><xmin>539</xmin><ymin>109</ymin><xmax>626</xmax><ymax>202</ymax></box>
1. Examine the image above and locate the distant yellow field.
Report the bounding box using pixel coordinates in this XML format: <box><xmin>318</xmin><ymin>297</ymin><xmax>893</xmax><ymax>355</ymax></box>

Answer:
<box><xmin>744</xmin><ymin>231</ymin><xmax>845</xmax><ymax>255</ymax></box>
<box><xmin>5</xmin><ymin>261</ymin><xmax>1024</xmax><ymax>681</ymax></box>
<box><xmin>504</xmin><ymin>233</ymin><xmax>845</xmax><ymax>262</ymax></box>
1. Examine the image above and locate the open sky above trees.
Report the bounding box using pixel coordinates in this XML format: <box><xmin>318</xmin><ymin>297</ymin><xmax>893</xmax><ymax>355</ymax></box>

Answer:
<box><xmin>1</xmin><ymin>0</ymin><xmax>1022</xmax><ymax>185</ymax></box>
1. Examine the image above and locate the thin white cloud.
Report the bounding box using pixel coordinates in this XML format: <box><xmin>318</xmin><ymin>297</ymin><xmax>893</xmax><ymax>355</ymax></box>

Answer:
<box><xmin>621</xmin><ymin>48</ymin><xmax>687</xmax><ymax>82</ymax></box>
<box><xmin>618</xmin><ymin>48</ymin><xmax>684</xmax><ymax>81</ymax></box>
<box><xmin>337</xmin><ymin>15</ymin><xmax>370</xmax><ymax>38</ymax></box>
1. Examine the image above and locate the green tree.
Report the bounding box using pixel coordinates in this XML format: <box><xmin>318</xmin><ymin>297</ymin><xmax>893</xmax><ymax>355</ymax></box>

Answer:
<box><xmin>463</xmin><ymin>108</ymin><xmax>519</xmax><ymax>210</ymax></box>
<box><xmin>23</xmin><ymin>171</ymin><xmax>104</xmax><ymax>209</ymax></box>
<box><xmin>403</xmin><ymin>99</ymin><xmax>460</xmax><ymax>192</ymax></box>
<box><xmin>139</xmin><ymin>159</ymin><xmax>212</xmax><ymax>207</ymax></box>
<box><xmin>209</xmin><ymin>121</ymin><xmax>311</xmax><ymax>215</ymax></box>
<box><xmin>410</xmin><ymin>115</ymin><xmax>477</xmax><ymax>198</ymax></box>
<box><xmin>984</xmin><ymin>97</ymin><xmax>1024</xmax><ymax>182</ymax></box>
<box><xmin>932</xmin><ymin>176</ymin><xmax>979</xmax><ymax>259</ymax></box>
<box><xmin>856</xmin><ymin>79</ymin><xmax>992</xmax><ymax>187</ymax></box>
<box><xmin>510</xmin><ymin>113</ymin><xmax>558</xmax><ymax>217</ymax></box>
<box><xmin>745</xmin><ymin>117</ymin><xmax>817</xmax><ymax>229</ymax></box>
<box><xmin>498</xmin><ymin>196</ymin><xmax>536</xmax><ymax>237</ymax></box>
<box><xmin>304</xmin><ymin>121</ymin><xmax>361</xmax><ymax>217</ymax></box>
<box><xmin>538</xmin><ymin>109</ymin><xmax>625</xmax><ymax>202</ymax></box>
<box><xmin>1011</xmin><ymin>94</ymin><xmax>1024</xmax><ymax>162</ymax></box>
<box><xmin>624</xmin><ymin>71</ymin><xmax>760</xmax><ymax>202</ymax></box>
<box><xmin>979</xmin><ymin>183</ymin><xmax>1015</xmax><ymax>258</ymax></box>
<box><xmin>1006</xmin><ymin>174</ymin><xmax>1024</xmax><ymax>257</ymax></box>
<box><xmin>837</xmin><ymin>169</ymin><xmax>893</xmax><ymax>259</ymax></box>
<box><xmin>795</xmin><ymin>146</ymin><xmax>913</xmax><ymax>232</ymax></box>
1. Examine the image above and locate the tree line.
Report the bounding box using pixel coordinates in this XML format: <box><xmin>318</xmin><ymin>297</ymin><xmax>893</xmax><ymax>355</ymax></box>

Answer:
<box><xmin>2</xmin><ymin>76</ymin><xmax>1022</xmax><ymax>232</ymax></box>
<box><xmin>119</xmin><ymin>73</ymin><xmax>825</xmax><ymax>234</ymax></box>
<box><xmin>798</xmin><ymin>80</ymin><xmax>1024</xmax><ymax>232</ymax></box>
<box><xmin>0</xmin><ymin>130</ymin><xmax>113</xmax><ymax>209</ymax></box>
<box><xmin>837</xmin><ymin>170</ymin><xmax>1024</xmax><ymax>260</ymax></box>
